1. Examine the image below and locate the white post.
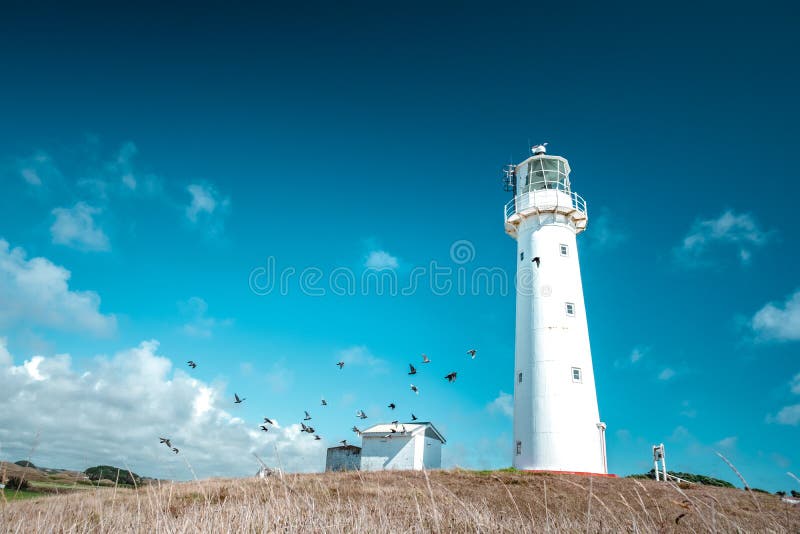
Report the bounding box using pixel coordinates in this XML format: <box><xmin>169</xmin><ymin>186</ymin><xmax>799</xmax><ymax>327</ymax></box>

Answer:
<box><xmin>661</xmin><ymin>443</ymin><xmax>667</xmax><ymax>481</ymax></box>
<box><xmin>597</xmin><ymin>422</ymin><xmax>607</xmax><ymax>474</ymax></box>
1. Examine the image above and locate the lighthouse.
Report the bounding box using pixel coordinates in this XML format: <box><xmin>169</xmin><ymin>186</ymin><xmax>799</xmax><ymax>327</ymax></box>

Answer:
<box><xmin>503</xmin><ymin>144</ymin><xmax>607</xmax><ymax>474</ymax></box>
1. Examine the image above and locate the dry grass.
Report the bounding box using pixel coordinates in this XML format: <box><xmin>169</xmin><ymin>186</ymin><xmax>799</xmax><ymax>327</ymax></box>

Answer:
<box><xmin>1</xmin><ymin>469</ymin><xmax>798</xmax><ymax>532</ymax></box>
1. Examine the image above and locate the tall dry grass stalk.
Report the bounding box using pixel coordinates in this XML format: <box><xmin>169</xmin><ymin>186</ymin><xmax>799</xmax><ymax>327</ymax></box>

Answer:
<box><xmin>1</xmin><ymin>469</ymin><xmax>798</xmax><ymax>533</ymax></box>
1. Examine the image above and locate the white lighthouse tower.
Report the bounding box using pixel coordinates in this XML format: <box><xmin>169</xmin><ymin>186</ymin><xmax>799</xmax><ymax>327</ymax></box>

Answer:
<box><xmin>503</xmin><ymin>144</ymin><xmax>607</xmax><ymax>474</ymax></box>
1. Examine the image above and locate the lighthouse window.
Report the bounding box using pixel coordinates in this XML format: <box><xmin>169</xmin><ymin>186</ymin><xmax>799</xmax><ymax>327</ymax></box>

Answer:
<box><xmin>520</xmin><ymin>251</ymin><xmax>524</xmax><ymax>261</ymax></box>
<box><xmin>572</xmin><ymin>367</ymin><xmax>582</xmax><ymax>383</ymax></box>
<box><xmin>516</xmin><ymin>441</ymin><xmax>522</xmax><ymax>455</ymax></box>
<box><xmin>518</xmin><ymin>372</ymin><xmax>523</xmax><ymax>383</ymax></box>
<box><xmin>565</xmin><ymin>302</ymin><xmax>575</xmax><ymax>316</ymax></box>
<box><xmin>560</xmin><ymin>244</ymin><xmax>568</xmax><ymax>256</ymax></box>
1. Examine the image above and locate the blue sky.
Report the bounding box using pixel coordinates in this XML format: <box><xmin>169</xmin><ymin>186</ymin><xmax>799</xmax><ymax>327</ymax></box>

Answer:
<box><xmin>0</xmin><ymin>2</ymin><xmax>799</xmax><ymax>490</ymax></box>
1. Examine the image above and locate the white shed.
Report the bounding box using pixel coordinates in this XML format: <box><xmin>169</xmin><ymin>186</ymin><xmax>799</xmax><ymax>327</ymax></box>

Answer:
<box><xmin>325</xmin><ymin>445</ymin><xmax>362</xmax><ymax>472</ymax></box>
<box><xmin>359</xmin><ymin>422</ymin><xmax>446</xmax><ymax>471</ymax></box>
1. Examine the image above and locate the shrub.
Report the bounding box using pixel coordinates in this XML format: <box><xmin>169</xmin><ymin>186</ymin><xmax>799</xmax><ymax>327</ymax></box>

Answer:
<box><xmin>13</xmin><ymin>460</ymin><xmax>36</xmax><ymax>469</ymax></box>
<box><xmin>4</xmin><ymin>476</ymin><xmax>30</xmax><ymax>491</ymax></box>
<box><xmin>84</xmin><ymin>466</ymin><xmax>141</xmax><ymax>486</ymax></box>
<box><xmin>627</xmin><ymin>469</ymin><xmax>735</xmax><ymax>488</ymax></box>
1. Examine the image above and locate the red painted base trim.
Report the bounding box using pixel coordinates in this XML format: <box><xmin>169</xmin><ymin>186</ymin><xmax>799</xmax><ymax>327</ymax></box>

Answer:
<box><xmin>521</xmin><ymin>470</ymin><xmax>618</xmax><ymax>478</ymax></box>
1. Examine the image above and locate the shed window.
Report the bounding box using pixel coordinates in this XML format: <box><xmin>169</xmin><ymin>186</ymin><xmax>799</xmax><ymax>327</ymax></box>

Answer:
<box><xmin>560</xmin><ymin>244</ymin><xmax>569</xmax><ymax>256</ymax></box>
<box><xmin>516</xmin><ymin>441</ymin><xmax>522</xmax><ymax>455</ymax></box>
<box><xmin>572</xmin><ymin>367</ymin><xmax>582</xmax><ymax>383</ymax></box>
<box><xmin>565</xmin><ymin>302</ymin><xmax>575</xmax><ymax>316</ymax></box>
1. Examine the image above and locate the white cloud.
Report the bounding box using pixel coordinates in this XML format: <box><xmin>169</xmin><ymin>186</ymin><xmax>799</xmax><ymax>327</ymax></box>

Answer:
<box><xmin>74</xmin><ymin>140</ymin><xmax>161</xmax><ymax>198</ymax></box>
<box><xmin>179</xmin><ymin>297</ymin><xmax>232</xmax><ymax>338</ymax></box>
<box><xmin>110</xmin><ymin>141</ymin><xmax>138</xmax><ymax>190</ymax></box>
<box><xmin>750</xmin><ymin>289</ymin><xmax>800</xmax><ymax>342</ymax></box>
<box><xmin>670</xmin><ymin>425</ymin><xmax>691</xmax><ymax>441</ymax></box>
<box><xmin>336</xmin><ymin>345</ymin><xmax>388</xmax><ymax>373</ymax></box>
<box><xmin>17</xmin><ymin>150</ymin><xmax>62</xmax><ymax>186</ymax></box>
<box><xmin>676</xmin><ymin>210</ymin><xmax>770</xmax><ymax>266</ymax></box>
<box><xmin>0</xmin><ymin>340</ymin><xmax>325</xmax><ymax>478</ymax></box>
<box><xmin>186</xmin><ymin>183</ymin><xmax>228</xmax><ymax>222</ymax></box>
<box><xmin>364</xmin><ymin>250</ymin><xmax>399</xmax><ymax>270</ymax></box>
<box><xmin>680</xmin><ymin>400</ymin><xmax>697</xmax><ymax>418</ymax></box>
<box><xmin>50</xmin><ymin>202</ymin><xmax>110</xmax><ymax>251</ymax></box>
<box><xmin>715</xmin><ymin>436</ymin><xmax>738</xmax><ymax>449</ymax></box>
<box><xmin>658</xmin><ymin>368</ymin><xmax>676</xmax><ymax>381</ymax></box>
<box><xmin>630</xmin><ymin>346</ymin><xmax>648</xmax><ymax>364</ymax></box>
<box><xmin>765</xmin><ymin>370</ymin><xmax>800</xmax><ymax>427</ymax></box>
<box><xmin>614</xmin><ymin>345</ymin><xmax>650</xmax><ymax>368</ymax></box>
<box><xmin>0</xmin><ymin>337</ymin><xmax>12</xmax><ymax>367</ymax></box>
<box><xmin>264</xmin><ymin>360</ymin><xmax>294</xmax><ymax>394</ymax></box>
<box><xmin>486</xmin><ymin>391</ymin><xmax>513</xmax><ymax>417</ymax></box>
<box><xmin>586</xmin><ymin>209</ymin><xmax>626</xmax><ymax>249</ymax></box>
<box><xmin>0</xmin><ymin>239</ymin><xmax>116</xmax><ymax>336</ymax></box>
<box><xmin>767</xmin><ymin>404</ymin><xmax>800</xmax><ymax>426</ymax></box>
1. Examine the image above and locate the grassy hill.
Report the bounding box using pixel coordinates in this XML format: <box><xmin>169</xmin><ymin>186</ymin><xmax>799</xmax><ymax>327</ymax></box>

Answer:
<box><xmin>1</xmin><ymin>469</ymin><xmax>798</xmax><ymax>531</ymax></box>
<box><xmin>0</xmin><ymin>461</ymin><xmax>106</xmax><ymax>501</ymax></box>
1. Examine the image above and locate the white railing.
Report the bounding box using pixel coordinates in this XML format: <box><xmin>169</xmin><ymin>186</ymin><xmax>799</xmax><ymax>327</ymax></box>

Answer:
<box><xmin>505</xmin><ymin>189</ymin><xmax>587</xmax><ymax>221</ymax></box>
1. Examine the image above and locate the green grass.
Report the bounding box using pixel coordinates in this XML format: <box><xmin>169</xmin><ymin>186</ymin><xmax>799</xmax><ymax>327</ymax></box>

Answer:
<box><xmin>29</xmin><ymin>481</ymin><xmax>92</xmax><ymax>490</ymax></box>
<box><xmin>471</xmin><ymin>467</ymin><xmax>520</xmax><ymax>475</ymax></box>
<box><xmin>1</xmin><ymin>489</ymin><xmax>44</xmax><ymax>501</ymax></box>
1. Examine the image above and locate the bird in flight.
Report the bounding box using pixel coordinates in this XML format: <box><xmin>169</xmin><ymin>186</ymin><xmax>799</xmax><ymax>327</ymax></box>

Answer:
<box><xmin>391</xmin><ymin>420</ymin><xmax>398</xmax><ymax>425</ymax></box>
<box><xmin>408</xmin><ymin>364</ymin><xmax>417</xmax><ymax>375</ymax></box>
<box><xmin>259</xmin><ymin>425</ymin><xmax>269</xmax><ymax>432</ymax></box>
<box><xmin>388</xmin><ymin>403</ymin><xmax>396</xmax><ymax>410</ymax></box>
<box><xmin>390</xmin><ymin>428</ymin><xmax>397</xmax><ymax>433</ymax></box>
<box><xmin>314</xmin><ymin>435</ymin><xmax>321</xmax><ymax>440</ymax></box>
<box><xmin>356</xmin><ymin>410</ymin><xmax>368</xmax><ymax>419</ymax></box>
<box><xmin>159</xmin><ymin>437</ymin><xmax>172</xmax><ymax>448</ymax></box>
<box><xmin>445</xmin><ymin>372</ymin><xmax>458</xmax><ymax>382</ymax></box>
<box><xmin>234</xmin><ymin>393</ymin><xmax>246</xmax><ymax>404</ymax></box>
<box><xmin>467</xmin><ymin>349</ymin><xmax>477</xmax><ymax>359</ymax></box>
<box><xmin>172</xmin><ymin>447</ymin><xmax>179</xmax><ymax>454</ymax></box>
<box><xmin>304</xmin><ymin>411</ymin><xmax>312</xmax><ymax>421</ymax></box>
<box><xmin>411</xmin><ymin>413</ymin><xmax>418</xmax><ymax>421</ymax></box>
<box><xmin>352</xmin><ymin>426</ymin><xmax>362</xmax><ymax>435</ymax></box>
<box><xmin>410</xmin><ymin>384</ymin><xmax>419</xmax><ymax>394</ymax></box>
<box><xmin>422</xmin><ymin>354</ymin><xmax>431</xmax><ymax>364</ymax></box>
<box><xmin>263</xmin><ymin>417</ymin><xmax>274</xmax><ymax>425</ymax></box>
<box><xmin>340</xmin><ymin>440</ymin><xmax>348</xmax><ymax>446</ymax></box>
<box><xmin>337</xmin><ymin>361</ymin><xmax>345</xmax><ymax>369</ymax></box>
<box><xmin>187</xmin><ymin>361</ymin><xmax>197</xmax><ymax>369</ymax></box>
<box><xmin>532</xmin><ymin>257</ymin><xmax>540</xmax><ymax>268</ymax></box>
<box><xmin>321</xmin><ymin>398</ymin><xmax>327</xmax><ymax>406</ymax></box>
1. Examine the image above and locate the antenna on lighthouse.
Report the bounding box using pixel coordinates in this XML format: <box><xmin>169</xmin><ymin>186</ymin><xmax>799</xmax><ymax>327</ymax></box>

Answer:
<box><xmin>502</xmin><ymin>164</ymin><xmax>516</xmax><ymax>194</ymax></box>
<box><xmin>531</xmin><ymin>142</ymin><xmax>548</xmax><ymax>155</ymax></box>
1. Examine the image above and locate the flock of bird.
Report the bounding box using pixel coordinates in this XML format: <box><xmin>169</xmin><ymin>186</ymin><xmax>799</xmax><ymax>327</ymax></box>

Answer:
<box><xmin>159</xmin><ymin>349</ymin><xmax>477</xmax><ymax>456</ymax></box>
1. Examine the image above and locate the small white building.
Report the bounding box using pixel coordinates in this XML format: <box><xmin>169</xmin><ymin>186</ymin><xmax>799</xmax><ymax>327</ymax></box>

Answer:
<box><xmin>359</xmin><ymin>422</ymin><xmax>446</xmax><ymax>471</ymax></box>
<box><xmin>325</xmin><ymin>445</ymin><xmax>362</xmax><ymax>472</ymax></box>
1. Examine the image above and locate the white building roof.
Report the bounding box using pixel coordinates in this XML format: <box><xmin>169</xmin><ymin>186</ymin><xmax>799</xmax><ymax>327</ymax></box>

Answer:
<box><xmin>361</xmin><ymin>422</ymin><xmax>446</xmax><ymax>443</ymax></box>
